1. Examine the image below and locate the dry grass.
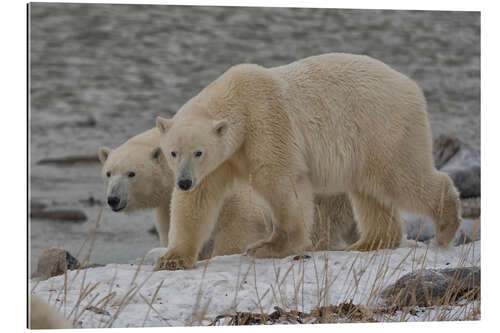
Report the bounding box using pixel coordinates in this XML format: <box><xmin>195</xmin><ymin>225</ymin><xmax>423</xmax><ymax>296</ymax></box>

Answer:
<box><xmin>207</xmin><ymin>220</ymin><xmax>480</xmax><ymax>326</ymax></box>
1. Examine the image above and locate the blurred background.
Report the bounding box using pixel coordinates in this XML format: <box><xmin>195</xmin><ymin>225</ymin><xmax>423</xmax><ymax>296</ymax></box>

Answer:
<box><xmin>29</xmin><ymin>3</ymin><xmax>480</xmax><ymax>273</ymax></box>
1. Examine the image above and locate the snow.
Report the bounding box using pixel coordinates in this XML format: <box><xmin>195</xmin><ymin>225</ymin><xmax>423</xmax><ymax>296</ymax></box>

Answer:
<box><xmin>30</xmin><ymin>241</ymin><xmax>480</xmax><ymax>328</ymax></box>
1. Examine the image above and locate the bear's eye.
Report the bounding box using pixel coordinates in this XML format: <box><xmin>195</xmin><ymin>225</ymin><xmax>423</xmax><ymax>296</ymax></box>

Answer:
<box><xmin>171</xmin><ymin>151</ymin><xmax>177</xmax><ymax>158</ymax></box>
<box><xmin>194</xmin><ymin>151</ymin><xmax>203</xmax><ymax>157</ymax></box>
<box><xmin>128</xmin><ymin>171</ymin><xmax>136</xmax><ymax>178</ymax></box>
<box><xmin>106</xmin><ymin>171</ymin><xmax>111</xmax><ymax>178</ymax></box>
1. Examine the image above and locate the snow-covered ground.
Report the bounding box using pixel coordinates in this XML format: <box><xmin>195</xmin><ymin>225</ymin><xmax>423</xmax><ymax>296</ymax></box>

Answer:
<box><xmin>30</xmin><ymin>241</ymin><xmax>480</xmax><ymax>328</ymax></box>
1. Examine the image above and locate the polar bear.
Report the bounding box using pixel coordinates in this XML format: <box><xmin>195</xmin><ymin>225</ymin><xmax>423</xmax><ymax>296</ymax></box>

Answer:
<box><xmin>155</xmin><ymin>53</ymin><xmax>460</xmax><ymax>270</ymax></box>
<box><xmin>98</xmin><ymin>128</ymin><xmax>358</xmax><ymax>261</ymax></box>
<box><xmin>98</xmin><ymin>128</ymin><xmax>270</xmax><ymax>258</ymax></box>
<box><xmin>30</xmin><ymin>294</ymin><xmax>73</xmax><ymax>329</ymax></box>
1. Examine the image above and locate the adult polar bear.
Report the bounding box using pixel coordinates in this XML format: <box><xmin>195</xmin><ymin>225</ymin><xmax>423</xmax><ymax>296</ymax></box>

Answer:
<box><xmin>155</xmin><ymin>53</ymin><xmax>461</xmax><ymax>270</ymax></box>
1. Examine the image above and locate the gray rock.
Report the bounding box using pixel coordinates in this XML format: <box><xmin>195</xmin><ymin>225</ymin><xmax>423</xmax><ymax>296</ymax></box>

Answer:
<box><xmin>440</xmin><ymin>141</ymin><xmax>480</xmax><ymax>171</ymax></box>
<box><xmin>403</xmin><ymin>213</ymin><xmax>480</xmax><ymax>245</ymax></box>
<box><xmin>381</xmin><ymin>267</ymin><xmax>480</xmax><ymax>306</ymax></box>
<box><xmin>37</xmin><ymin>155</ymin><xmax>99</xmax><ymax>165</ymax></box>
<box><xmin>30</xmin><ymin>209</ymin><xmax>87</xmax><ymax>222</ymax></box>
<box><xmin>433</xmin><ymin>135</ymin><xmax>461</xmax><ymax>169</ymax></box>
<box><xmin>438</xmin><ymin>138</ymin><xmax>480</xmax><ymax>198</ymax></box>
<box><xmin>403</xmin><ymin>213</ymin><xmax>435</xmax><ymax>243</ymax></box>
<box><xmin>447</xmin><ymin>165</ymin><xmax>481</xmax><ymax>198</ymax></box>
<box><xmin>432</xmin><ymin>135</ymin><xmax>480</xmax><ymax>198</ymax></box>
<box><xmin>30</xmin><ymin>200</ymin><xmax>47</xmax><ymax>211</ymax></box>
<box><xmin>454</xmin><ymin>218</ymin><xmax>480</xmax><ymax>246</ymax></box>
<box><xmin>32</xmin><ymin>248</ymin><xmax>80</xmax><ymax>280</ymax></box>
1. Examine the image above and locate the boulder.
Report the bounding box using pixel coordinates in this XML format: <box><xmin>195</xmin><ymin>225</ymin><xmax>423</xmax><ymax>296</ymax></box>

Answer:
<box><xmin>381</xmin><ymin>267</ymin><xmax>480</xmax><ymax>306</ymax></box>
<box><xmin>454</xmin><ymin>218</ymin><xmax>480</xmax><ymax>246</ymax></box>
<box><xmin>32</xmin><ymin>248</ymin><xmax>80</xmax><ymax>280</ymax></box>
<box><xmin>447</xmin><ymin>165</ymin><xmax>481</xmax><ymax>198</ymax></box>
<box><xmin>433</xmin><ymin>135</ymin><xmax>461</xmax><ymax>169</ymax></box>
<box><xmin>403</xmin><ymin>213</ymin><xmax>480</xmax><ymax>245</ymax></box>
<box><xmin>432</xmin><ymin>135</ymin><xmax>480</xmax><ymax>198</ymax></box>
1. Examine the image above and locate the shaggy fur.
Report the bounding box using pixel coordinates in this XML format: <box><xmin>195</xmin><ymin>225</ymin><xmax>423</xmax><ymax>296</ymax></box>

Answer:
<box><xmin>155</xmin><ymin>53</ymin><xmax>460</xmax><ymax>270</ymax></box>
<box><xmin>29</xmin><ymin>294</ymin><xmax>73</xmax><ymax>329</ymax></box>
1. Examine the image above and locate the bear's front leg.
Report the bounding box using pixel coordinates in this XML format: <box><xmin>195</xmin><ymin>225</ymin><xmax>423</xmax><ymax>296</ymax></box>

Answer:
<box><xmin>153</xmin><ymin>171</ymin><xmax>233</xmax><ymax>271</ymax></box>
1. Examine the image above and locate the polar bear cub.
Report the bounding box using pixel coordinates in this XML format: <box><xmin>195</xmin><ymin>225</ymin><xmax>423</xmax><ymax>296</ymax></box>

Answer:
<box><xmin>155</xmin><ymin>53</ymin><xmax>461</xmax><ymax>270</ymax></box>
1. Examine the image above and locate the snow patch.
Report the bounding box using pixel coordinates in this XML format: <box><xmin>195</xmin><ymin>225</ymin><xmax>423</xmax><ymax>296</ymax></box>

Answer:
<box><xmin>31</xmin><ymin>241</ymin><xmax>480</xmax><ymax>328</ymax></box>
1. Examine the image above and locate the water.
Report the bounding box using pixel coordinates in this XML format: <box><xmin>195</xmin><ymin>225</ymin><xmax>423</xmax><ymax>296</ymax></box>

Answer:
<box><xmin>29</xmin><ymin>4</ymin><xmax>480</xmax><ymax>273</ymax></box>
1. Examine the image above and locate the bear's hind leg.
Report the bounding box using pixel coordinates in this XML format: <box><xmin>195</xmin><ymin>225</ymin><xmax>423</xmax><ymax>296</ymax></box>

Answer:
<box><xmin>397</xmin><ymin>171</ymin><xmax>461</xmax><ymax>247</ymax></box>
<box><xmin>347</xmin><ymin>191</ymin><xmax>402</xmax><ymax>251</ymax></box>
<box><xmin>433</xmin><ymin>173</ymin><xmax>461</xmax><ymax>246</ymax></box>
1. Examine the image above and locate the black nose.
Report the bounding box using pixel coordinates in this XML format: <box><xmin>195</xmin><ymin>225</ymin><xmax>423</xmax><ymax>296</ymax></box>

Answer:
<box><xmin>107</xmin><ymin>196</ymin><xmax>120</xmax><ymax>208</ymax></box>
<box><xmin>178</xmin><ymin>179</ymin><xmax>192</xmax><ymax>191</ymax></box>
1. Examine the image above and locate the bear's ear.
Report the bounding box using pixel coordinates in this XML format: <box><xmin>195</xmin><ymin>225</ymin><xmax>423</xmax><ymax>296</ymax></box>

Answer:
<box><xmin>156</xmin><ymin>116</ymin><xmax>174</xmax><ymax>134</ymax></box>
<box><xmin>150</xmin><ymin>146</ymin><xmax>164</xmax><ymax>164</ymax></box>
<box><xmin>98</xmin><ymin>146</ymin><xmax>112</xmax><ymax>164</ymax></box>
<box><xmin>213</xmin><ymin>119</ymin><xmax>228</xmax><ymax>137</ymax></box>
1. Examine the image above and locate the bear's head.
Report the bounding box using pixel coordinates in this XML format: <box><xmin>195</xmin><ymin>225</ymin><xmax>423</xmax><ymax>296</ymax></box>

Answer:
<box><xmin>156</xmin><ymin>116</ymin><xmax>229</xmax><ymax>192</ymax></box>
<box><xmin>98</xmin><ymin>129</ymin><xmax>172</xmax><ymax>212</ymax></box>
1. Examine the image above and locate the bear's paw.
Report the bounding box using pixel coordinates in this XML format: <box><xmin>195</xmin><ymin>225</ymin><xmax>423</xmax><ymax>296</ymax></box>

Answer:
<box><xmin>153</xmin><ymin>253</ymin><xmax>196</xmax><ymax>271</ymax></box>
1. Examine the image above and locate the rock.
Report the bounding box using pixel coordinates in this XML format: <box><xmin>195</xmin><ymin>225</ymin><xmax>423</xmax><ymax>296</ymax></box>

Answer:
<box><xmin>432</xmin><ymin>135</ymin><xmax>480</xmax><ymax>198</ymax></box>
<box><xmin>32</xmin><ymin>248</ymin><xmax>80</xmax><ymax>280</ymax></box>
<box><xmin>403</xmin><ymin>214</ymin><xmax>480</xmax><ymax>245</ymax></box>
<box><xmin>31</xmin><ymin>209</ymin><xmax>87</xmax><ymax>222</ymax></box>
<box><xmin>37</xmin><ymin>155</ymin><xmax>99</xmax><ymax>165</ymax></box>
<box><xmin>381</xmin><ymin>267</ymin><xmax>480</xmax><ymax>307</ymax></box>
<box><xmin>30</xmin><ymin>200</ymin><xmax>47</xmax><ymax>211</ymax></box>
<box><xmin>454</xmin><ymin>218</ymin><xmax>480</xmax><ymax>246</ymax></box>
<box><xmin>403</xmin><ymin>213</ymin><xmax>435</xmax><ymax>243</ymax></box>
<box><xmin>433</xmin><ymin>135</ymin><xmax>461</xmax><ymax>169</ymax></box>
<box><xmin>447</xmin><ymin>165</ymin><xmax>481</xmax><ymax>198</ymax></box>
<box><xmin>438</xmin><ymin>139</ymin><xmax>480</xmax><ymax>198</ymax></box>
<box><xmin>461</xmin><ymin>197</ymin><xmax>480</xmax><ymax>218</ymax></box>
<box><xmin>436</xmin><ymin>137</ymin><xmax>480</xmax><ymax>171</ymax></box>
